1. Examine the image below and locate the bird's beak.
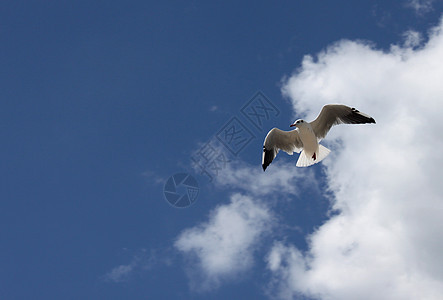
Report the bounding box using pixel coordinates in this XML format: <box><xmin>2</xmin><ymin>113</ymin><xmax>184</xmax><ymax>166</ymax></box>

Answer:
<box><xmin>290</xmin><ymin>124</ymin><xmax>296</xmax><ymax>127</ymax></box>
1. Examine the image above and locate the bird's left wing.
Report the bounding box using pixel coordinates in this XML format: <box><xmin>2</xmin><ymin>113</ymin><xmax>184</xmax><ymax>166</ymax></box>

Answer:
<box><xmin>262</xmin><ymin>128</ymin><xmax>303</xmax><ymax>171</ymax></box>
<box><xmin>310</xmin><ymin>104</ymin><xmax>376</xmax><ymax>139</ymax></box>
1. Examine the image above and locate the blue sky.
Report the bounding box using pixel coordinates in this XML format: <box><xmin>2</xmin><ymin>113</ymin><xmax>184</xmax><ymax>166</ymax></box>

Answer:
<box><xmin>2</xmin><ymin>1</ymin><xmax>443</xmax><ymax>299</ymax></box>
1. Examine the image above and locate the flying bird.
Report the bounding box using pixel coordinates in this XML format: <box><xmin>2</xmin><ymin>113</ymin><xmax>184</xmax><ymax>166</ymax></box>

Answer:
<box><xmin>262</xmin><ymin>104</ymin><xmax>375</xmax><ymax>171</ymax></box>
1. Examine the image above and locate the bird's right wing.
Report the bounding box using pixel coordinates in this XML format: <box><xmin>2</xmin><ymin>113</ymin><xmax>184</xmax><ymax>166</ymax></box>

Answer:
<box><xmin>262</xmin><ymin>128</ymin><xmax>303</xmax><ymax>171</ymax></box>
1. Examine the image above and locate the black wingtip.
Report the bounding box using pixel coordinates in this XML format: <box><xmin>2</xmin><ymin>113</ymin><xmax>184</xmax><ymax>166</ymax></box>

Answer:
<box><xmin>262</xmin><ymin>147</ymin><xmax>274</xmax><ymax>172</ymax></box>
<box><xmin>348</xmin><ymin>108</ymin><xmax>376</xmax><ymax>125</ymax></box>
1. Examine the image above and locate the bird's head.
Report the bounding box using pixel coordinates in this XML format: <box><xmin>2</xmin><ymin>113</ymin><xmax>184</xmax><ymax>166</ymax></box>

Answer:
<box><xmin>290</xmin><ymin>119</ymin><xmax>305</xmax><ymax>128</ymax></box>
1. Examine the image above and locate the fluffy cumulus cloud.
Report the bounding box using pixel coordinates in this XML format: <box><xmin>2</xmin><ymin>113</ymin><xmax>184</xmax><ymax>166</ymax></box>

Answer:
<box><xmin>175</xmin><ymin>160</ymin><xmax>318</xmax><ymax>291</ymax></box>
<box><xmin>175</xmin><ymin>194</ymin><xmax>273</xmax><ymax>291</ymax></box>
<box><xmin>267</xmin><ymin>18</ymin><xmax>443</xmax><ymax>300</ymax></box>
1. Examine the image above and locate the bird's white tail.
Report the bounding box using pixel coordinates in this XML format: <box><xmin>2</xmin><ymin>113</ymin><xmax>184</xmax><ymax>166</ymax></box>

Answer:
<box><xmin>296</xmin><ymin>145</ymin><xmax>331</xmax><ymax>167</ymax></box>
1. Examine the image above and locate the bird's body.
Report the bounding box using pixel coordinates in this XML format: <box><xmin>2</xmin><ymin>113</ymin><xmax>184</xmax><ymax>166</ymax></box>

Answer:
<box><xmin>262</xmin><ymin>104</ymin><xmax>375</xmax><ymax>171</ymax></box>
<box><xmin>296</xmin><ymin>123</ymin><xmax>317</xmax><ymax>160</ymax></box>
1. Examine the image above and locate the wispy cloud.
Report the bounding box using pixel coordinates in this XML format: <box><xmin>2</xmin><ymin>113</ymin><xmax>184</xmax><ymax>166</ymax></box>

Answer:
<box><xmin>214</xmin><ymin>160</ymin><xmax>318</xmax><ymax>198</ymax></box>
<box><xmin>141</xmin><ymin>170</ymin><xmax>165</xmax><ymax>186</ymax></box>
<box><xmin>102</xmin><ymin>249</ymin><xmax>164</xmax><ymax>283</ymax></box>
<box><xmin>104</xmin><ymin>264</ymin><xmax>135</xmax><ymax>283</ymax></box>
<box><xmin>269</xmin><ymin>17</ymin><xmax>443</xmax><ymax>300</ymax></box>
<box><xmin>402</xmin><ymin>30</ymin><xmax>423</xmax><ymax>48</ymax></box>
<box><xmin>406</xmin><ymin>0</ymin><xmax>435</xmax><ymax>14</ymax></box>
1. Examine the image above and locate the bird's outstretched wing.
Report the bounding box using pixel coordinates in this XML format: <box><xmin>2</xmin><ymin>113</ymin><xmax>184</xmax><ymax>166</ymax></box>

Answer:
<box><xmin>310</xmin><ymin>104</ymin><xmax>376</xmax><ymax>139</ymax></box>
<box><xmin>262</xmin><ymin>128</ymin><xmax>303</xmax><ymax>171</ymax></box>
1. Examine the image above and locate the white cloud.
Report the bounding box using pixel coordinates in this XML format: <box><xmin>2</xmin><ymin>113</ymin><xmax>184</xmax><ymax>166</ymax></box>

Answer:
<box><xmin>403</xmin><ymin>30</ymin><xmax>423</xmax><ymax>48</ymax></box>
<box><xmin>104</xmin><ymin>264</ymin><xmax>134</xmax><ymax>283</ymax></box>
<box><xmin>103</xmin><ymin>249</ymin><xmax>159</xmax><ymax>283</ymax></box>
<box><xmin>182</xmin><ymin>122</ymin><xmax>320</xmax><ymax>291</ymax></box>
<box><xmin>141</xmin><ymin>170</ymin><xmax>165</xmax><ymax>185</ymax></box>
<box><xmin>175</xmin><ymin>193</ymin><xmax>273</xmax><ymax>291</ymax></box>
<box><xmin>179</xmin><ymin>155</ymin><xmax>319</xmax><ymax>291</ymax></box>
<box><xmin>268</xmin><ymin>17</ymin><xmax>443</xmax><ymax>300</ymax></box>
<box><xmin>406</xmin><ymin>0</ymin><xmax>435</xmax><ymax>14</ymax></box>
<box><xmin>214</xmin><ymin>161</ymin><xmax>318</xmax><ymax>198</ymax></box>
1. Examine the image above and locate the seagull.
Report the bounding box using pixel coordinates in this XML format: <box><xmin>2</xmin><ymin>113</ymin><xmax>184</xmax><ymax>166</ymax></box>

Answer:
<box><xmin>262</xmin><ymin>104</ymin><xmax>375</xmax><ymax>171</ymax></box>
